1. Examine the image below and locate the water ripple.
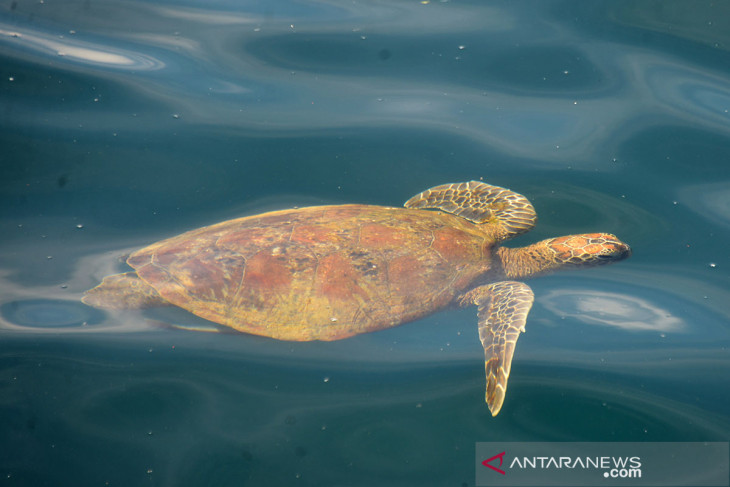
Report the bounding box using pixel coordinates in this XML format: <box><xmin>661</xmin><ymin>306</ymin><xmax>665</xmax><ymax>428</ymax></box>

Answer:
<box><xmin>0</xmin><ymin>25</ymin><xmax>164</xmax><ymax>71</ymax></box>
<box><xmin>541</xmin><ymin>288</ymin><xmax>684</xmax><ymax>332</ymax></box>
<box><xmin>679</xmin><ymin>181</ymin><xmax>730</xmax><ymax>228</ymax></box>
<box><xmin>0</xmin><ymin>299</ymin><xmax>103</xmax><ymax>329</ymax></box>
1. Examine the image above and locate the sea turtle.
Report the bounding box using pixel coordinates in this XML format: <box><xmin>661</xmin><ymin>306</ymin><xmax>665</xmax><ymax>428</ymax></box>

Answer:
<box><xmin>83</xmin><ymin>181</ymin><xmax>631</xmax><ymax>415</ymax></box>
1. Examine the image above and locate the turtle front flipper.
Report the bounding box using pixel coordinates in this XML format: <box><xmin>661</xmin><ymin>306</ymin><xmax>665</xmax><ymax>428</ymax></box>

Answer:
<box><xmin>460</xmin><ymin>281</ymin><xmax>534</xmax><ymax>416</ymax></box>
<box><xmin>404</xmin><ymin>181</ymin><xmax>536</xmax><ymax>241</ymax></box>
<box><xmin>82</xmin><ymin>272</ymin><xmax>171</xmax><ymax>310</ymax></box>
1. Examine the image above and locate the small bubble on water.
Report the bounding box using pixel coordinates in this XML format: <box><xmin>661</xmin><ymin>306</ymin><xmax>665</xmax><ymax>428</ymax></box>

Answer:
<box><xmin>172</xmin><ymin>113</ymin><xmax>180</xmax><ymax>119</ymax></box>
<box><xmin>8</xmin><ymin>77</ymin><xmax>14</xmax><ymax>81</ymax></box>
<box><xmin>76</xmin><ymin>224</ymin><xmax>84</xmax><ymax>229</ymax></box>
<box><xmin>709</xmin><ymin>262</ymin><xmax>717</xmax><ymax>269</ymax></box>
<box><xmin>323</xmin><ymin>376</ymin><xmax>330</xmax><ymax>383</ymax></box>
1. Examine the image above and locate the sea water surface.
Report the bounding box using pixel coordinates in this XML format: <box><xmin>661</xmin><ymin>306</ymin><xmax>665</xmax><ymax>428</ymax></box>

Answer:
<box><xmin>1</xmin><ymin>1</ymin><xmax>729</xmax><ymax>485</ymax></box>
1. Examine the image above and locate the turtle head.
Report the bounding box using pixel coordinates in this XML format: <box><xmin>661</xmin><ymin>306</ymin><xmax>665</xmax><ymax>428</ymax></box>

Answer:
<box><xmin>498</xmin><ymin>233</ymin><xmax>631</xmax><ymax>279</ymax></box>
<box><xmin>544</xmin><ymin>233</ymin><xmax>632</xmax><ymax>269</ymax></box>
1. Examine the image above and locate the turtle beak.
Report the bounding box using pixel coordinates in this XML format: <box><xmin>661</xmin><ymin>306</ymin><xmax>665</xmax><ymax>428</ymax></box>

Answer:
<box><xmin>618</xmin><ymin>242</ymin><xmax>632</xmax><ymax>259</ymax></box>
<box><xmin>600</xmin><ymin>235</ymin><xmax>631</xmax><ymax>262</ymax></box>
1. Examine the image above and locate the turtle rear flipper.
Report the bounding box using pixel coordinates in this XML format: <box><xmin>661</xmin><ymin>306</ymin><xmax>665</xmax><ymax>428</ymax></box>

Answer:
<box><xmin>82</xmin><ymin>272</ymin><xmax>170</xmax><ymax>310</ymax></box>
<box><xmin>404</xmin><ymin>181</ymin><xmax>536</xmax><ymax>241</ymax></box>
<box><xmin>460</xmin><ymin>280</ymin><xmax>534</xmax><ymax>416</ymax></box>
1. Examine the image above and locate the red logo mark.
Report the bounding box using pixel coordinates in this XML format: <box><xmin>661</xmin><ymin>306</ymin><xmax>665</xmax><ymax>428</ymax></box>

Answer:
<box><xmin>482</xmin><ymin>451</ymin><xmax>506</xmax><ymax>475</ymax></box>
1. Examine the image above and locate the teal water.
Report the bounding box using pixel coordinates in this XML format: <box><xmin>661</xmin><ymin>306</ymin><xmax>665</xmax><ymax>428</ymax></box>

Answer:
<box><xmin>2</xmin><ymin>0</ymin><xmax>730</xmax><ymax>485</ymax></box>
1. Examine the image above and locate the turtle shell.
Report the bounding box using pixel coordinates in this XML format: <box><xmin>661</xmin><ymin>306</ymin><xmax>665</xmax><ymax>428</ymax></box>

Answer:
<box><xmin>127</xmin><ymin>204</ymin><xmax>494</xmax><ymax>340</ymax></box>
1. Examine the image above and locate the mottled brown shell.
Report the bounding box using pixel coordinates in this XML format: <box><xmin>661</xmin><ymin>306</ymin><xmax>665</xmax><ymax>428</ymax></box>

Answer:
<box><xmin>127</xmin><ymin>205</ymin><xmax>495</xmax><ymax>340</ymax></box>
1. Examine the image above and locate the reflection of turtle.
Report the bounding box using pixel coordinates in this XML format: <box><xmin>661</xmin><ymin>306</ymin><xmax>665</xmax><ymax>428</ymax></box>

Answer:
<box><xmin>84</xmin><ymin>181</ymin><xmax>631</xmax><ymax>415</ymax></box>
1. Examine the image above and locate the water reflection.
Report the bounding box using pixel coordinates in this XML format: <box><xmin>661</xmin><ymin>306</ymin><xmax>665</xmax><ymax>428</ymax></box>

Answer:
<box><xmin>506</xmin><ymin>372</ymin><xmax>730</xmax><ymax>441</ymax></box>
<box><xmin>0</xmin><ymin>25</ymin><xmax>163</xmax><ymax>70</ymax></box>
<box><xmin>3</xmin><ymin>0</ymin><xmax>727</xmax><ymax>172</ymax></box>
<box><xmin>606</xmin><ymin>1</ymin><xmax>730</xmax><ymax>50</ymax></box>
<box><xmin>680</xmin><ymin>181</ymin><xmax>730</xmax><ymax>228</ymax></box>
<box><xmin>523</xmin><ymin>183</ymin><xmax>663</xmax><ymax>239</ymax></box>
<box><xmin>645</xmin><ymin>63</ymin><xmax>730</xmax><ymax>131</ymax></box>
<box><xmin>2</xmin><ymin>340</ymin><xmax>727</xmax><ymax>485</ymax></box>
<box><xmin>0</xmin><ymin>299</ymin><xmax>103</xmax><ymax>329</ymax></box>
<box><xmin>541</xmin><ymin>288</ymin><xmax>684</xmax><ymax>332</ymax></box>
<box><xmin>0</xmin><ymin>248</ymin><xmax>151</xmax><ymax>334</ymax></box>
